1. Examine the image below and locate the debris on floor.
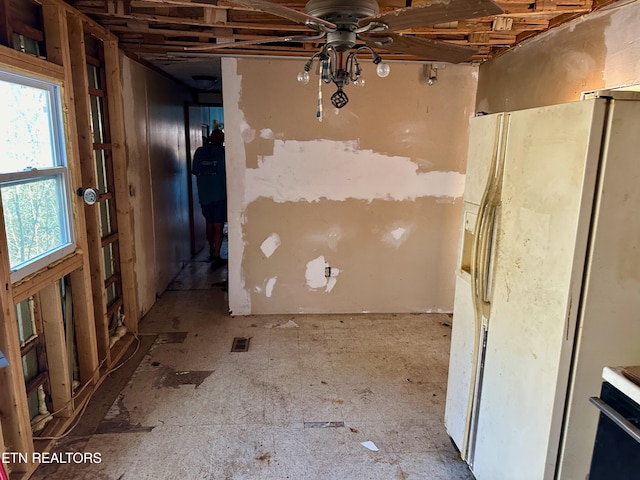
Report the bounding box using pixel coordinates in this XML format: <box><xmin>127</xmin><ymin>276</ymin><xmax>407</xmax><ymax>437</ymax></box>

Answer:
<box><xmin>361</xmin><ymin>441</ymin><xmax>379</xmax><ymax>451</ymax></box>
<box><xmin>152</xmin><ymin>367</ymin><xmax>214</xmax><ymax>389</ymax></box>
<box><xmin>303</xmin><ymin>421</ymin><xmax>345</xmax><ymax>428</ymax></box>
<box><xmin>29</xmin><ymin>252</ymin><xmax>472</xmax><ymax>479</ymax></box>
<box><xmin>264</xmin><ymin>319</ymin><xmax>299</xmax><ymax>329</ymax></box>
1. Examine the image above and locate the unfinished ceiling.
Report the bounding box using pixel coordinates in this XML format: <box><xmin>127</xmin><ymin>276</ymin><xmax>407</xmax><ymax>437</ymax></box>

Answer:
<box><xmin>69</xmin><ymin>0</ymin><xmax>611</xmax><ymax>90</ymax></box>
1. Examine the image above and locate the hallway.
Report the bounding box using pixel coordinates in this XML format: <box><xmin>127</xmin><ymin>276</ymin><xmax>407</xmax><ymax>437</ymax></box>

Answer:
<box><xmin>33</xmin><ymin>252</ymin><xmax>472</xmax><ymax>480</ymax></box>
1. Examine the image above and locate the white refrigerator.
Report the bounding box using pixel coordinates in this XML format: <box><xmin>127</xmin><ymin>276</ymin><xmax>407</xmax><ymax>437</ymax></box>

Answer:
<box><xmin>444</xmin><ymin>91</ymin><xmax>640</xmax><ymax>480</ymax></box>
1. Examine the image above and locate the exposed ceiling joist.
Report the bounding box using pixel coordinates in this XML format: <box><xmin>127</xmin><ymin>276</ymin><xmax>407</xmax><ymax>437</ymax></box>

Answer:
<box><xmin>65</xmin><ymin>0</ymin><xmax>612</xmax><ymax>92</ymax></box>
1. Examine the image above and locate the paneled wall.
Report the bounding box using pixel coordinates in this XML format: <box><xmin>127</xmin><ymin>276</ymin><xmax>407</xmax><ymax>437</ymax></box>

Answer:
<box><xmin>120</xmin><ymin>57</ymin><xmax>193</xmax><ymax>316</ymax></box>
<box><xmin>223</xmin><ymin>57</ymin><xmax>478</xmax><ymax>315</ymax></box>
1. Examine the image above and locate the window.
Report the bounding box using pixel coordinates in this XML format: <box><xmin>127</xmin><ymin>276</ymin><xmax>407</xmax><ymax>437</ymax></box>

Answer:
<box><xmin>0</xmin><ymin>69</ymin><xmax>75</xmax><ymax>282</ymax></box>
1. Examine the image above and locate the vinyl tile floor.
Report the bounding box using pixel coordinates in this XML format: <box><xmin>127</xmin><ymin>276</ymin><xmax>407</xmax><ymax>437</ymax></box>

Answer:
<box><xmin>33</xmin><ymin>251</ymin><xmax>472</xmax><ymax>480</ymax></box>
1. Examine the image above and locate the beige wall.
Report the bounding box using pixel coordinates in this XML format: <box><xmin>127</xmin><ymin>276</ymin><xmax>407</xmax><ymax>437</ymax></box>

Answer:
<box><xmin>476</xmin><ymin>0</ymin><xmax>640</xmax><ymax>112</ymax></box>
<box><xmin>223</xmin><ymin>57</ymin><xmax>478</xmax><ymax>315</ymax></box>
<box><xmin>120</xmin><ymin>55</ymin><xmax>192</xmax><ymax>316</ymax></box>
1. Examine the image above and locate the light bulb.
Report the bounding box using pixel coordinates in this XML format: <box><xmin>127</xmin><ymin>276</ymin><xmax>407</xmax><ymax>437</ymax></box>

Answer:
<box><xmin>376</xmin><ymin>62</ymin><xmax>390</xmax><ymax>78</ymax></box>
<box><xmin>354</xmin><ymin>77</ymin><xmax>365</xmax><ymax>88</ymax></box>
<box><xmin>297</xmin><ymin>71</ymin><xmax>310</xmax><ymax>84</ymax></box>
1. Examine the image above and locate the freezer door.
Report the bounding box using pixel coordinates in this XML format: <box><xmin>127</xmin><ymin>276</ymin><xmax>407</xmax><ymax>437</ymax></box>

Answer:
<box><xmin>471</xmin><ymin>99</ymin><xmax>607</xmax><ymax>480</ymax></box>
<box><xmin>463</xmin><ymin>113</ymin><xmax>505</xmax><ymax>206</ymax></box>
<box><xmin>446</xmin><ymin>201</ymin><xmax>481</xmax><ymax>451</ymax></box>
<box><xmin>445</xmin><ymin>272</ymin><xmax>477</xmax><ymax>450</ymax></box>
<box><xmin>445</xmin><ymin>113</ymin><xmax>506</xmax><ymax>456</ymax></box>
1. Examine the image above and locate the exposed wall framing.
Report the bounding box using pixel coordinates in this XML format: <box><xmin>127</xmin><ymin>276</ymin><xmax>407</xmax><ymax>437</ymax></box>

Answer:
<box><xmin>0</xmin><ymin>0</ymin><xmax>138</xmax><ymax>477</ymax></box>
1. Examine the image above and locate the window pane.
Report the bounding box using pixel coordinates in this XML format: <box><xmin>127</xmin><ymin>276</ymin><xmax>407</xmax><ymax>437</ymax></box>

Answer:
<box><xmin>99</xmin><ymin>199</ymin><xmax>113</xmax><ymax>237</ymax></box>
<box><xmin>12</xmin><ymin>34</ymin><xmax>42</xmax><ymax>57</ymax></box>
<box><xmin>0</xmin><ymin>79</ymin><xmax>58</xmax><ymax>172</ymax></box>
<box><xmin>106</xmin><ymin>281</ymin><xmax>118</xmax><ymax>306</ymax></box>
<box><xmin>89</xmin><ymin>95</ymin><xmax>105</xmax><ymax>144</ymax></box>
<box><xmin>1</xmin><ymin>175</ymin><xmax>70</xmax><ymax>270</ymax></box>
<box><xmin>86</xmin><ymin>64</ymin><xmax>101</xmax><ymax>90</ymax></box>
<box><xmin>94</xmin><ymin>149</ymin><xmax>108</xmax><ymax>193</ymax></box>
<box><xmin>22</xmin><ymin>349</ymin><xmax>40</xmax><ymax>383</ymax></box>
<box><xmin>16</xmin><ymin>298</ymin><xmax>36</xmax><ymax>346</ymax></box>
<box><xmin>102</xmin><ymin>243</ymin><xmax>114</xmax><ymax>280</ymax></box>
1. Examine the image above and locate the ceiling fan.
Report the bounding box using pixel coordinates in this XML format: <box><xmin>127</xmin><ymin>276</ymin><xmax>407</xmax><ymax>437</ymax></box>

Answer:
<box><xmin>195</xmin><ymin>0</ymin><xmax>504</xmax><ymax>112</ymax></box>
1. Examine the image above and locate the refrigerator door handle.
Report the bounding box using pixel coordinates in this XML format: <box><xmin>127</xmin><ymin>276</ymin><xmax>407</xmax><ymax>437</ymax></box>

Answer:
<box><xmin>482</xmin><ymin>205</ymin><xmax>500</xmax><ymax>304</ymax></box>
<box><xmin>476</xmin><ymin>184</ymin><xmax>501</xmax><ymax>308</ymax></box>
<box><xmin>589</xmin><ymin>397</ymin><xmax>640</xmax><ymax>444</ymax></box>
<box><xmin>475</xmin><ymin>115</ymin><xmax>509</xmax><ymax>310</ymax></box>
<box><xmin>476</xmin><ymin>204</ymin><xmax>492</xmax><ymax>307</ymax></box>
<box><xmin>472</xmin><ymin>204</ymin><xmax>488</xmax><ymax>304</ymax></box>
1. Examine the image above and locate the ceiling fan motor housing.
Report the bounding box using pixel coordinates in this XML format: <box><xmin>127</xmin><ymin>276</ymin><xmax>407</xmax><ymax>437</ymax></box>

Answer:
<box><xmin>306</xmin><ymin>0</ymin><xmax>380</xmax><ymax>51</ymax></box>
<box><xmin>326</xmin><ymin>31</ymin><xmax>357</xmax><ymax>51</ymax></box>
<box><xmin>305</xmin><ymin>0</ymin><xmax>380</xmax><ymax>26</ymax></box>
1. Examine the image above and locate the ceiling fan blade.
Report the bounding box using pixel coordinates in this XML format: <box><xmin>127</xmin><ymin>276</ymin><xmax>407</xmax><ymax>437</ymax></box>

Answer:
<box><xmin>359</xmin><ymin>0</ymin><xmax>503</xmax><ymax>32</ymax></box>
<box><xmin>362</xmin><ymin>33</ymin><xmax>477</xmax><ymax>63</ymax></box>
<box><xmin>225</xmin><ymin>0</ymin><xmax>336</xmax><ymax>30</ymax></box>
<box><xmin>184</xmin><ymin>33</ymin><xmax>325</xmax><ymax>51</ymax></box>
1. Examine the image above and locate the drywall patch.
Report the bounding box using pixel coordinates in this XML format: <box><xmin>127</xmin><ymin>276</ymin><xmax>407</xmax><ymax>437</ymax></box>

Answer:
<box><xmin>241</xmin><ymin>119</ymin><xmax>256</xmax><ymax>143</ymax></box>
<box><xmin>382</xmin><ymin>224</ymin><xmax>413</xmax><ymax>248</ymax></box>
<box><xmin>391</xmin><ymin>228</ymin><xmax>406</xmax><ymax>241</ymax></box>
<box><xmin>245</xmin><ymin>139</ymin><xmax>465</xmax><ymax>205</ymax></box>
<box><xmin>266</xmin><ymin>277</ymin><xmax>277</xmax><ymax>297</ymax></box>
<box><xmin>305</xmin><ymin>256</ymin><xmax>340</xmax><ymax>292</ymax></box>
<box><xmin>260</xmin><ymin>128</ymin><xmax>274</xmax><ymax>139</ymax></box>
<box><xmin>306</xmin><ymin>256</ymin><xmax>327</xmax><ymax>289</ymax></box>
<box><xmin>260</xmin><ymin>233</ymin><xmax>281</xmax><ymax>258</ymax></box>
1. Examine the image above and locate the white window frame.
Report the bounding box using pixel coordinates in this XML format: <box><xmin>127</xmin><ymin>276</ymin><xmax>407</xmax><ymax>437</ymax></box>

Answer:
<box><xmin>0</xmin><ymin>69</ymin><xmax>76</xmax><ymax>283</ymax></box>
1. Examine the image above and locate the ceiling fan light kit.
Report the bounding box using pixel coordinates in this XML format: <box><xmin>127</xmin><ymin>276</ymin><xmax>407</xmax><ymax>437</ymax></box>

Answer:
<box><xmin>297</xmin><ymin>43</ymin><xmax>390</xmax><ymax>111</ymax></box>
